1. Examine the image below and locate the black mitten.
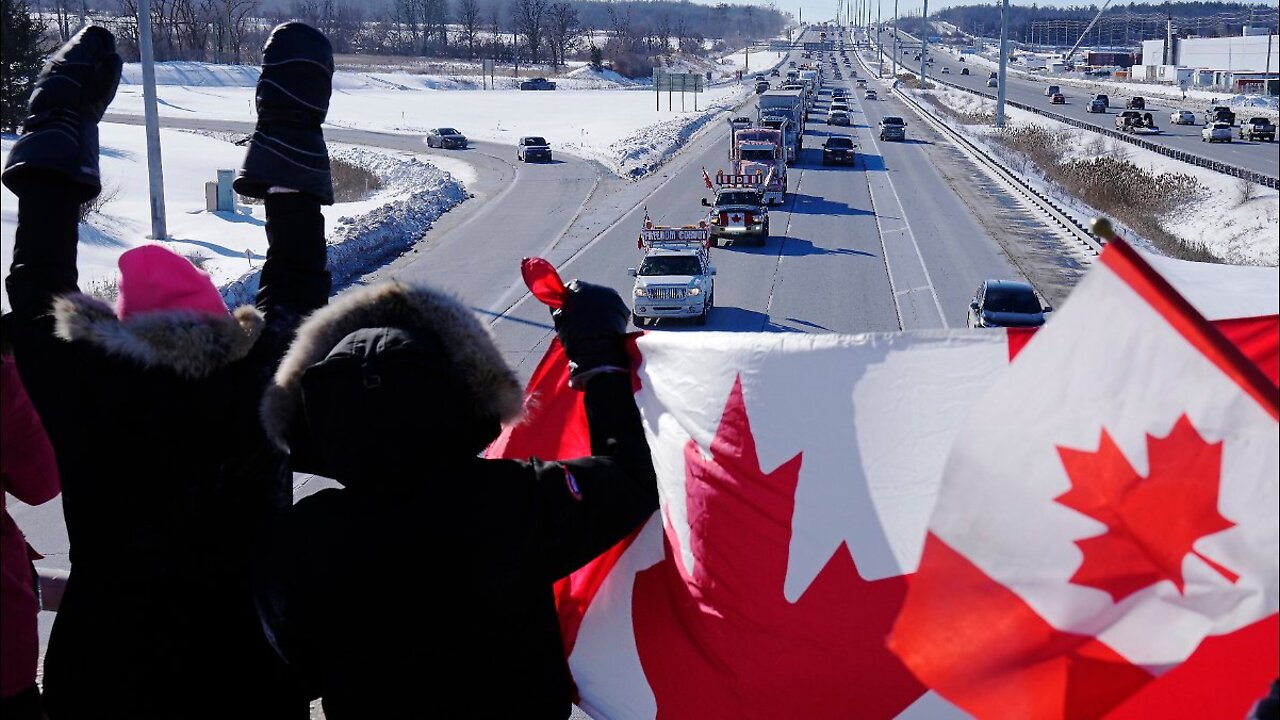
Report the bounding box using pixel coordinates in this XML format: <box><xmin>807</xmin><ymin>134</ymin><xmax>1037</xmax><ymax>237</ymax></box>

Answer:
<box><xmin>2</xmin><ymin>26</ymin><xmax>122</xmax><ymax>201</ymax></box>
<box><xmin>233</xmin><ymin>23</ymin><xmax>335</xmax><ymax>205</ymax></box>
<box><xmin>552</xmin><ymin>280</ymin><xmax>631</xmax><ymax>388</ymax></box>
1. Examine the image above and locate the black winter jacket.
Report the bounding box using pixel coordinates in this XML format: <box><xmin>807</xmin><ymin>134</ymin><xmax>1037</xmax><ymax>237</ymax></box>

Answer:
<box><xmin>254</xmin><ymin>294</ymin><xmax>658</xmax><ymax>719</ymax></box>
<box><xmin>4</xmin><ymin>188</ymin><xmax>328</xmax><ymax>719</ymax></box>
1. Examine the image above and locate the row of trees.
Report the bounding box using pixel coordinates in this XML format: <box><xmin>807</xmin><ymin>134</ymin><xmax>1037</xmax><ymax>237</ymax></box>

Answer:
<box><xmin>12</xmin><ymin>0</ymin><xmax>787</xmax><ymax>76</ymax></box>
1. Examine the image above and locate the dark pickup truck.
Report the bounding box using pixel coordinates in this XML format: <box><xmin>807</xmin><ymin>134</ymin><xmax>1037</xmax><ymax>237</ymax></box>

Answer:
<box><xmin>518</xmin><ymin>77</ymin><xmax>557</xmax><ymax>90</ymax></box>
<box><xmin>1204</xmin><ymin>105</ymin><xmax>1235</xmax><ymax>126</ymax></box>
<box><xmin>1239</xmin><ymin>117</ymin><xmax>1276</xmax><ymax>142</ymax></box>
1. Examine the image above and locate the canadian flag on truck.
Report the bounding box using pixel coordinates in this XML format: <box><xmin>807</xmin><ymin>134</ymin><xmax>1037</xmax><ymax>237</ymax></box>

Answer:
<box><xmin>494</xmin><ymin>255</ymin><xmax>1278</xmax><ymax>719</ymax></box>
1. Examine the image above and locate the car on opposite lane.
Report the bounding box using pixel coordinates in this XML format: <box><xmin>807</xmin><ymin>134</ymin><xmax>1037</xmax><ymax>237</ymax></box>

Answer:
<box><xmin>426</xmin><ymin>127</ymin><xmax>468</xmax><ymax>149</ymax></box>
<box><xmin>986</xmin><ymin>78</ymin><xmax>998</xmax><ymax>88</ymax></box>
<box><xmin>1170</xmin><ymin>109</ymin><xmax>1197</xmax><ymax>125</ymax></box>
<box><xmin>821</xmin><ymin>136</ymin><xmax>857</xmax><ymax>165</ymax></box>
<box><xmin>960</xmin><ymin>67</ymin><xmax>970</xmax><ymax>75</ymax></box>
<box><xmin>967</xmin><ymin>280</ymin><xmax>1051</xmax><ymax>329</ymax></box>
<box><xmin>940</xmin><ymin>66</ymin><xmax>950</xmax><ymax>74</ymax></box>
<box><xmin>516</xmin><ymin>135</ymin><xmax>552</xmax><ymax>161</ymax></box>
<box><xmin>1050</xmin><ymin>93</ymin><xmax>1065</xmax><ymax>104</ymax></box>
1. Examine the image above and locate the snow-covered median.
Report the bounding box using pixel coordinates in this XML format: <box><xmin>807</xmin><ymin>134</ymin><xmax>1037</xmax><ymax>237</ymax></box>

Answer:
<box><xmin>109</xmin><ymin>60</ymin><xmax>765</xmax><ymax>179</ymax></box>
<box><xmin>909</xmin><ymin>85</ymin><xmax>1278</xmax><ymax>267</ymax></box>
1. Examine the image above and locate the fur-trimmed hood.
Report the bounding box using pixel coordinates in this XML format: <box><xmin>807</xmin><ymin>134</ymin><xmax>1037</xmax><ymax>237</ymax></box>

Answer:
<box><xmin>53</xmin><ymin>293</ymin><xmax>265</xmax><ymax>379</ymax></box>
<box><xmin>260</xmin><ymin>281</ymin><xmax>523</xmax><ymax>450</ymax></box>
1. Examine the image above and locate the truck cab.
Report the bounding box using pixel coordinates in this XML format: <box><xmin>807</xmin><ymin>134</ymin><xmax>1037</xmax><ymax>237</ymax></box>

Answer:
<box><xmin>729</xmin><ymin>125</ymin><xmax>787</xmax><ymax>204</ymax></box>
<box><xmin>703</xmin><ymin>185</ymin><xmax>769</xmax><ymax>247</ymax></box>
<box><xmin>629</xmin><ymin>228</ymin><xmax>716</xmax><ymax>327</ymax></box>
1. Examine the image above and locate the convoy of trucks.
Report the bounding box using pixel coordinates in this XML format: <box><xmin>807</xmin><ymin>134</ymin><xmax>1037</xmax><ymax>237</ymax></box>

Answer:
<box><xmin>757</xmin><ymin>88</ymin><xmax>806</xmax><ymax>163</ymax></box>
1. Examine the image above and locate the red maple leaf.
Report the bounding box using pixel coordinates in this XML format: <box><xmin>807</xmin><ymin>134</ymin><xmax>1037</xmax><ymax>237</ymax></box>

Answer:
<box><xmin>632</xmin><ymin>377</ymin><xmax>925</xmax><ymax>718</ymax></box>
<box><xmin>1055</xmin><ymin>414</ymin><xmax>1238</xmax><ymax>604</ymax></box>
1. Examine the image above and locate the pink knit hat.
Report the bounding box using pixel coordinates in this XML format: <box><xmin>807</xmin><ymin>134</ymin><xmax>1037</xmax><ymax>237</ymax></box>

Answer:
<box><xmin>115</xmin><ymin>245</ymin><xmax>229</xmax><ymax>320</ymax></box>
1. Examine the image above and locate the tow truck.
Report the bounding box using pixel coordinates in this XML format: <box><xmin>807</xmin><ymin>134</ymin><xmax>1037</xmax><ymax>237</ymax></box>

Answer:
<box><xmin>629</xmin><ymin>225</ymin><xmax>716</xmax><ymax>327</ymax></box>
<box><xmin>702</xmin><ymin>171</ymin><xmax>771</xmax><ymax>247</ymax></box>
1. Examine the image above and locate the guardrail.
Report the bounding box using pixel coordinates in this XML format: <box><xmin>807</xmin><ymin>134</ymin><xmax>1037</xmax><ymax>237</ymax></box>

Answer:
<box><xmin>876</xmin><ymin>48</ymin><xmax>1280</xmax><ymax>191</ymax></box>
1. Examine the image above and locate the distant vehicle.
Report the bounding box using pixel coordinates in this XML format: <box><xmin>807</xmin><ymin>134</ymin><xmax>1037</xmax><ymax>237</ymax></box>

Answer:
<box><xmin>789</xmin><ymin>60</ymin><xmax>797</xmax><ymax>68</ymax></box>
<box><xmin>1202</xmin><ymin>122</ymin><xmax>1233</xmax><ymax>143</ymax></box>
<box><xmin>1116</xmin><ymin>110</ymin><xmax>1159</xmax><ymax>133</ymax></box>
<box><xmin>518</xmin><ymin>77</ymin><xmax>556</xmax><ymax>91</ymax></box>
<box><xmin>1170</xmin><ymin>109</ymin><xmax>1197</xmax><ymax>125</ymax></box>
<box><xmin>1044</xmin><ymin>84</ymin><xmax>1060</xmax><ymax>96</ymax></box>
<box><xmin>967</xmin><ymin>280</ymin><xmax>1051</xmax><ymax>329</ymax></box>
<box><xmin>831</xmin><ymin>88</ymin><xmax>847</xmax><ymax>99</ymax></box>
<box><xmin>822</xmin><ymin>136</ymin><xmax>857</xmax><ymax>165</ymax></box>
<box><xmin>770</xmin><ymin>67</ymin><xmax>781</xmax><ymax>77</ymax></box>
<box><xmin>1049</xmin><ymin>93</ymin><xmax>1065</xmax><ymax>104</ymax></box>
<box><xmin>986</xmin><ymin>78</ymin><xmax>998</xmax><ymax>88</ymax></box>
<box><xmin>958</xmin><ymin>56</ymin><xmax>965</xmax><ymax>62</ymax></box>
<box><xmin>878</xmin><ymin>115</ymin><xmax>907</xmax><ymax>141</ymax></box>
<box><xmin>425</xmin><ymin>127</ymin><xmax>467</xmax><ymax>149</ymax></box>
<box><xmin>864</xmin><ymin>88</ymin><xmax>878</xmax><ymax>100</ymax></box>
<box><xmin>989</xmin><ymin>71</ymin><xmax>998</xmax><ymax>79</ymax></box>
<box><xmin>827</xmin><ymin>109</ymin><xmax>851</xmax><ymax>126</ymax></box>
<box><xmin>960</xmin><ymin>67</ymin><xmax>970</xmax><ymax>75</ymax></box>
<box><xmin>1093</xmin><ymin>93</ymin><xmax>1110</xmax><ymax>108</ymax></box>
<box><xmin>1239</xmin><ymin>117</ymin><xmax>1276</xmax><ymax>142</ymax></box>
<box><xmin>830</xmin><ymin>100</ymin><xmax>850</xmax><ymax>113</ymax></box>
<box><xmin>1125</xmin><ymin>96</ymin><xmax>1145</xmax><ymax>110</ymax></box>
<box><xmin>940</xmin><ymin>66</ymin><xmax>951</xmax><ymax>74</ymax></box>
<box><xmin>516</xmin><ymin>135</ymin><xmax>552</xmax><ymax>161</ymax></box>
<box><xmin>755</xmin><ymin>80</ymin><xmax>771</xmax><ymax>94</ymax></box>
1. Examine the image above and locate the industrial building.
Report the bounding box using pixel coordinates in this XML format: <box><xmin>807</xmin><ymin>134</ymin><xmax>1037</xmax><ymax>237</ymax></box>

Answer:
<box><xmin>1132</xmin><ymin>28</ymin><xmax>1279</xmax><ymax>93</ymax></box>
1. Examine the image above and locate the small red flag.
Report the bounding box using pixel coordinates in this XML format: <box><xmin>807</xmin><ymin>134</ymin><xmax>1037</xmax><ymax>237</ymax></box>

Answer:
<box><xmin>520</xmin><ymin>256</ymin><xmax>567</xmax><ymax>310</ymax></box>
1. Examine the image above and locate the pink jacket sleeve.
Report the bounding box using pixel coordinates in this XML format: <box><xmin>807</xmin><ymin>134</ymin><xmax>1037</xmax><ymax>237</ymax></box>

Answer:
<box><xmin>0</xmin><ymin>356</ymin><xmax>60</xmax><ymax>505</ymax></box>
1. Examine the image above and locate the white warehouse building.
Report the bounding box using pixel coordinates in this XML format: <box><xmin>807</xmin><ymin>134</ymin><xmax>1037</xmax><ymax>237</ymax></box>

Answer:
<box><xmin>1135</xmin><ymin>31</ymin><xmax>1279</xmax><ymax>92</ymax></box>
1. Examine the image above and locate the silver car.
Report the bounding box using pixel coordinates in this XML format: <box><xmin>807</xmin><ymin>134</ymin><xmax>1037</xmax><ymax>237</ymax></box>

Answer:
<box><xmin>1170</xmin><ymin>110</ymin><xmax>1196</xmax><ymax>125</ymax></box>
<box><xmin>1201</xmin><ymin>122</ymin><xmax>1233</xmax><ymax>143</ymax></box>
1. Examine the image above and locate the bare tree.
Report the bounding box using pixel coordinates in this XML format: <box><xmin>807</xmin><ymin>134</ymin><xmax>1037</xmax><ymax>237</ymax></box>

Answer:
<box><xmin>456</xmin><ymin>0</ymin><xmax>481</xmax><ymax>58</ymax></box>
<box><xmin>512</xmin><ymin>0</ymin><xmax>547</xmax><ymax>65</ymax></box>
<box><xmin>546</xmin><ymin>1</ymin><xmax>577</xmax><ymax>69</ymax></box>
<box><xmin>654</xmin><ymin>11</ymin><xmax>671</xmax><ymax>53</ymax></box>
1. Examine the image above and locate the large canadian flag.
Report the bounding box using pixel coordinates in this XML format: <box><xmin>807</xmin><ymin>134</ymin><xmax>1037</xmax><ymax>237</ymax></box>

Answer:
<box><xmin>889</xmin><ymin>240</ymin><xmax>1279</xmax><ymax>719</ymax></box>
<box><xmin>491</xmin><ymin>253</ymin><xmax>1278</xmax><ymax>719</ymax></box>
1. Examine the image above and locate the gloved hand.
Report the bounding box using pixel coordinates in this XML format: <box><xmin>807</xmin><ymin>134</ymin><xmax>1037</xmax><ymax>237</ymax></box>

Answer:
<box><xmin>2</xmin><ymin>26</ymin><xmax>122</xmax><ymax>200</ymax></box>
<box><xmin>552</xmin><ymin>280</ymin><xmax>630</xmax><ymax>388</ymax></box>
<box><xmin>234</xmin><ymin>22</ymin><xmax>335</xmax><ymax>204</ymax></box>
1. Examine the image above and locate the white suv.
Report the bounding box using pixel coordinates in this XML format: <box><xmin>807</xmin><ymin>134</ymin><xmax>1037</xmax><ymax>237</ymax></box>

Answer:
<box><xmin>629</xmin><ymin>248</ymin><xmax>716</xmax><ymax>327</ymax></box>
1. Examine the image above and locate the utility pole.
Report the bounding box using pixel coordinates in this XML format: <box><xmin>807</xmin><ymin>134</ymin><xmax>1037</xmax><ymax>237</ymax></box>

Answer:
<box><xmin>918</xmin><ymin>0</ymin><xmax>928</xmax><ymax>87</ymax></box>
<box><xmin>996</xmin><ymin>0</ymin><xmax>1009</xmax><ymax>126</ymax></box>
<box><xmin>136</xmin><ymin>0</ymin><xmax>167</xmax><ymax>240</ymax></box>
<box><xmin>892</xmin><ymin>0</ymin><xmax>899</xmax><ymax>78</ymax></box>
<box><xmin>877</xmin><ymin>0</ymin><xmax>883</xmax><ymax>77</ymax></box>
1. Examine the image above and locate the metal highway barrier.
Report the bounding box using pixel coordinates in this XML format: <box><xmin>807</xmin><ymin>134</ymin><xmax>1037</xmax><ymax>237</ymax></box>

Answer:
<box><xmin>876</xmin><ymin>44</ymin><xmax>1280</xmax><ymax>190</ymax></box>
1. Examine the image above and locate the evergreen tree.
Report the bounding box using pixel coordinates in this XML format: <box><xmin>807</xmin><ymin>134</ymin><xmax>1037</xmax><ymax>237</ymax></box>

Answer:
<box><xmin>590</xmin><ymin>42</ymin><xmax>603</xmax><ymax>70</ymax></box>
<box><xmin>1</xmin><ymin>0</ymin><xmax>47</xmax><ymax>133</ymax></box>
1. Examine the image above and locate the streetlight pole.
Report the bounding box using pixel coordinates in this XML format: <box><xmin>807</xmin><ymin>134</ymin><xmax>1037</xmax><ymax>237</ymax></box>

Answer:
<box><xmin>918</xmin><ymin>0</ymin><xmax>928</xmax><ymax>88</ymax></box>
<box><xmin>892</xmin><ymin>0</ymin><xmax>899</xmax><ymax>78</ymax></box>
<box><xmin>996</xmin><ymin>0</ymin><xmax>1009</xmax><ymax>126</ymax></box>
<box><xmin>136</xmin><ymin>0</ymin><xmax>167</xmax><ymax>240</ymax></box>
<box><xmin>876</xmin><ymin>0</ymin><xmax>883</xmax><ymax>77</ymax></box>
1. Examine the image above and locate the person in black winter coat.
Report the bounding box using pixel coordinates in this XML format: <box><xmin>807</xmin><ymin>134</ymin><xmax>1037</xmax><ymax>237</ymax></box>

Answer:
<box><xmin>1</xmin><ymin>22</ymin><xmax>334</xmax><ymax>718</ymax></box>
<box><xmin>254</xmin><ymin>278</ymin><xmax>659</xmax><ymax>719</ymax></box>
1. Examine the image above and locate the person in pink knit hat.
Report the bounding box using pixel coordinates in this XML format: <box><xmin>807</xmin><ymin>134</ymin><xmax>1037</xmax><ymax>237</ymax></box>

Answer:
<box><xmin>1</xmin><ymin>333</ymin><xmax>61</xmax><ymax>720</ymax></box>
<box><xmin>2</xmin><ymin>23</ymin><xmax>334</xmax><ymax>719</ymax></box>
